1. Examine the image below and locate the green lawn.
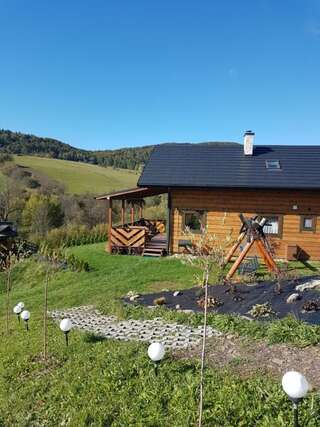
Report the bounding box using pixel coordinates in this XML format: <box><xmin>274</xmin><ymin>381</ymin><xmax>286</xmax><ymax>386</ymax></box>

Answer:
<box><xmin>13</xmin><ymin>155</ymin><xmax>139</xmax><ymax>194</ymax></box>
<box><xmin>5</xmin><ymin>243</ymin><xmax>198</xmax><ymax>312</ymax></box>
<box><xmin>1</xmin><ymin>244</ymin><xmax>320</xmax><ymax>426</ymax></box>
<box><xmin>3</xmin><ymin>324</ymin><xmax>318</xmax><ymax>427</ymax></box>
<box><xmin>5</xmin><ymin>243</ymin><xmax>320</xmax><ymax>346</ymax></box>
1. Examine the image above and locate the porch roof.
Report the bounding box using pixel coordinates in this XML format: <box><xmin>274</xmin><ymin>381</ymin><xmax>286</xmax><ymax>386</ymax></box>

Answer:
<box><xmin>95</xmin><ymin>186</ymin><xmax>167</xmax><ymax>201</ymax></box>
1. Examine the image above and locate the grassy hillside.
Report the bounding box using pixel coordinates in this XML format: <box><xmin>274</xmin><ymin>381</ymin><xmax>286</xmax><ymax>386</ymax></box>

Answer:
<box><xmin>13</xmin><ymin>155</ymin><xmax>139</xmax><ymax>194</ymax></box>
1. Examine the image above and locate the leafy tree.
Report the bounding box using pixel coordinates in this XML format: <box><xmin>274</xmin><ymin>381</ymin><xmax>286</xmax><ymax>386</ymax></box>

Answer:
<box><xmin>22</xmin><ymin>194</ymin><xmax>64</xmax><ymax>236</ymax></box>
<box><xmin>0</xmin><ymin>178</ymin><xmax>26</xmax><ymax>221</ymax></box>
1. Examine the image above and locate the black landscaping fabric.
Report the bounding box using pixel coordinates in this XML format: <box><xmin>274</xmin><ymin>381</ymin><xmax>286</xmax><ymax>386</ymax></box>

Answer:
<box><xmin>124</xmin><ymin>276</ymin><xmax>320</xmax><ymax>325</ymax></box>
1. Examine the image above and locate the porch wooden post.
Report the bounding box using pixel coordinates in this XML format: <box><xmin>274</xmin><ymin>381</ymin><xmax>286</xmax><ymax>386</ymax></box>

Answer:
<box><xmin>167</xmin><ymin>190</ymin><xmax>172</xmax><ymax>254</ymax></box>
<box><xmin>139</xmin><ymin>205</ymin><xmax>143</xmax><ymax>219</ymax></box>
<box><xmin>131</xmin><ymin>205</ymin><xmax>134</xmax><ymax>224</ymax></box>
<box><xmin>121</xmin><ymin>200</ymin><xmax>125</xmax><ymax>226</ymax></box>
<box><xmin>108</xmin><ymin>198</ymin><xmax>113</xmax><ymax>253</ymax></box>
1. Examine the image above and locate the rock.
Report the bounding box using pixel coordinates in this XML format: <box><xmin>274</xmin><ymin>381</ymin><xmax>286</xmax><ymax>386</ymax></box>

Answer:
<box><xmin>181</xmin><ymin>309</ymin><xmax>194</xmax><ymax>314</ymax></box>
<box><xmin>173</xmin><ymin>291</ymin><xmax>181</xmax><ymax>297</ymax></box>
<box><xmin>129</xmin><ymin>294</ymin><xmax>140</xmax><ymax>301</ymax></box>
<box><xmin>240</xmin><ymin>315</ymin><xmax>254</xmax><ymax>322</ymax></box>
<box><xmin>296</xmin><ymin>279</ymin><xmax>320</xmax><ymax>292</ymax></box>
<box><xmin>175</xmin><ymin>304</ymin><xmax>181</xmax><ymax>310</ymax></box>
<box><xmin>286</xmin><ymin>293</ymin><xmax>301</xmax><ymax>303</ymax></box>
<box><xmin>127</xmin><ymin>290</ymin><xmax>138</xmax><ymax>297</ymax></box>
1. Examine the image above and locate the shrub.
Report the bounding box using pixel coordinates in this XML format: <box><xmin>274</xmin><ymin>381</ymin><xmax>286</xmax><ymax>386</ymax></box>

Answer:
<box><xmin>38</xmin><ymin>243</ymin><xmax>90</xmax><ymax>272</ymax></box>
<box><xmin>32</xmin><ymin>223</ymin><xmax>107</xmax><ymax>248</ymax></box>
<box><xmin>0</xmin><ymin>152</ymin><xmax>13</xmax><ymax>163</ymax></box>
<box><xmin>153</xmin><ymin>296</ymin><xmax>166</xmax><ymax>305</ymax></box>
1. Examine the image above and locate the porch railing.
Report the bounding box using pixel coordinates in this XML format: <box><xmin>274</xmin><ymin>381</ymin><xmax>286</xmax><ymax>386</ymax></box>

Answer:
<box><xmin>109</xmin><ymin>218</ymin><xmax>166</xmax><ymax>254</ymax></box>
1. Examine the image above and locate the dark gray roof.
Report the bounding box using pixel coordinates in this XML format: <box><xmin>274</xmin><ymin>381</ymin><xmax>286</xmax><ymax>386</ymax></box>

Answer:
<box><xmin>138</xmin><ymin>144</ymin><xmax>320</xmax><ymax>190</ymax></box>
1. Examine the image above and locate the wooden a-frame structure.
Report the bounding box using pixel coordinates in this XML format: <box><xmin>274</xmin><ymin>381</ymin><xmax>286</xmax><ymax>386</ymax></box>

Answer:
<box><xmin>225</xmin><ymin>214</ymin><xmax>279</xmax><ymax>280</ymax></box>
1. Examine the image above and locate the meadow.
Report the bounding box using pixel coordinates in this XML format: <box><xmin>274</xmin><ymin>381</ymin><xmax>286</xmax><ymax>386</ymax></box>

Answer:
<box><xmin>1</xmin><ymin>243</ymin><xmax>320</xmax><ymax>426</ymax></box>
<box><xmin>13</xmin><ymin>155</ymin><xmax>139</xmax><ymax>194</ymax></box>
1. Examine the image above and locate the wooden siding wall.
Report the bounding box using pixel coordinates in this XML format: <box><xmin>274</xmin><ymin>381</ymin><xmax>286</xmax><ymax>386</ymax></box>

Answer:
<box><xmin>171</xmin><ymin>189</ymin><xmax>320</xmax><ymax>260</ymax></box>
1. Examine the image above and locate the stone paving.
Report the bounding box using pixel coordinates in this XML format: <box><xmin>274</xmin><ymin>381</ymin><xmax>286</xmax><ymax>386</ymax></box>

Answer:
<box><xmin>49</xmin><ymin>306</ymin><xmax>222</xmax><ymax>349</ymax></box>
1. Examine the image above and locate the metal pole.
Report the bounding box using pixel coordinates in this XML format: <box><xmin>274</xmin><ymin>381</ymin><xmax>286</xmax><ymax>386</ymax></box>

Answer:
<box><xmin>293</xmin><ymin>401</ymin><xmax>299</xmax><ymax>427</ymax></box>
<box><xmin>25</xmin><ymin>321</ymin><xmax>29</xmax><ymax>331</ymax></box>
<box><xmin>65</xmin><ymin>331</ymin><xmax>69</xmax><ymax>347</ymax></box>
<box><xmin>17</xmin><ymin>315</ymin><xmax>20</xmax><ymax>324</ymax></box>
<box><xmin>154</xmin><ymin>362</ymin><xmax>159</xmax><ymax>376</ymax></box>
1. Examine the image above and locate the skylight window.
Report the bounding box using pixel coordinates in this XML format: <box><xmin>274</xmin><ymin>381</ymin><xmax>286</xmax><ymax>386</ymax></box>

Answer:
<box><xmin>265</xmin><ymin>160</ymin><xmax>281</xmax><ymax>170</ymax></box>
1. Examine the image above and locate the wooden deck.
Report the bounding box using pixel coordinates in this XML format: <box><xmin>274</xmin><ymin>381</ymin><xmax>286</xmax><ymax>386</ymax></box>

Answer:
<box><xmin>109</xmin><ymin>219</ymin><xmax>167</xmax><ymax>256</ymax></box>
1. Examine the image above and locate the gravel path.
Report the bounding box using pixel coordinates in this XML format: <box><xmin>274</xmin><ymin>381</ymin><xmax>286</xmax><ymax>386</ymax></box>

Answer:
<box><xmin>49</xmin><ymin>306</ymin><xmax>222</xmax><ymax>349</ymax></box>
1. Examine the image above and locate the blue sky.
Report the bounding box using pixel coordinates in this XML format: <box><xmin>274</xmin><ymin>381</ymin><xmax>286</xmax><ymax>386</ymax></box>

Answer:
<box><xmin>1</xmin><ymin>0</ymin><xmax>320</xmax><ymax>150</ymax></box>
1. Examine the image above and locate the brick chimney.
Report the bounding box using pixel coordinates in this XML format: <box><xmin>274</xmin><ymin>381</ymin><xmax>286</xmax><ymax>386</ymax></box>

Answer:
<box><xmin>243</xmin><ymin>130</ymin><xmax>255</xmax><ymax>156</ymax></box>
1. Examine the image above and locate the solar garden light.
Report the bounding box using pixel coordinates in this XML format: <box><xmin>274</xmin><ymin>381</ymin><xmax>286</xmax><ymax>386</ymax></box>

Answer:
<box><xmin>282</xmin><ymin>371</ymin><xmax>309</xmax><ymax>427</ymax></box>
<box><xmin>20</xmin><ymin>310</ymin><xmax>30</xmax><ymax>331</ymax></box>
<box><xmin>147</xmin><ymin>342</ymin><xmax>165</xmax><ymax>376</ymax></box>
<box><xmin>59</xmin><ymin>318</ymin><xmax>73</xmax><ymax>346</ymax></box>
<box><xmin>13</xmin><ymin>305</ymin><xmax>22</xmax><ymax>323</ymax></box>
<box><xmin>17</xmin><ymin>302</ymin><xmax>25</xmax><ymax>310</ymax></box>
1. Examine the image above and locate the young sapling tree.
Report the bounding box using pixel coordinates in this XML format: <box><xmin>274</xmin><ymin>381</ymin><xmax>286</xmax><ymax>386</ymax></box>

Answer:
<box><xmin>181</xmin><ymin>226</ymin><xmax>232</xmax><ymax>427</ymax></box>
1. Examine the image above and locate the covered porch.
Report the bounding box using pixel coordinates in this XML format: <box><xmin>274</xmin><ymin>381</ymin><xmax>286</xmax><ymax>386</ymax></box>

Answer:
<box><xmin>96</xmin><ymin>187</ymin><xmax>170</xmax><ymax>257</ymax></box>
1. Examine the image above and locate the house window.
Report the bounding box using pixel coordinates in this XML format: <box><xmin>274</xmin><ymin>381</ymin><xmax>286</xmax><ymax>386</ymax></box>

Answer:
<box><xmin>300</xmin><ymin>216</ymin><xmax>316</xmax><ymax>232</ymax></box>
<box><xmin>261</xmin><ymin>215</ymin><xmax>282</xmax><ymax>237</ymax></box>
<box><xmin>265</xmin><ymin>160</ymin><xmax>281</xmax><ymax>170</ymax></box>
<box><xmin>182</xmin><ymin>210</ymin><xmax>206</xmax><ymax>233</ymax></box>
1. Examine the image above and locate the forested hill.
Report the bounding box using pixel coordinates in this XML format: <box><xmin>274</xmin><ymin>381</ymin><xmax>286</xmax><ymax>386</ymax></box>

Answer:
<box><xmin>0</xmin><ymin>130</ymin><xmax>153</xmax><ymax>170</ymax></box>
<box><xmin>0</xmin><ymin>129</ymin><xmax>239</xmax><ymax>171</ymax></box>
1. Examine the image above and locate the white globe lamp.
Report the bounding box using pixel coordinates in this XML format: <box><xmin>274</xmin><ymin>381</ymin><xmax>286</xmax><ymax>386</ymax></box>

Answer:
<box><xmin>59</xmin><ymin>318</ymin><xmax>73</xmax><ymax>346</ymax></box>
<box><xmin>20</xmin><ymin>310</ymin><xmax>30</xmax><ymax>330</ymax></box>
<box><xmin>17</xmin><ymin>302</ymin><xmax>25</xmax><ymax>309</ymax></box>
<box><xmin>148</xmin><ymin>342</ymin><xmax>165</xmax><ymax>375</ymax></box>
<box><xmin>13</xmin><ymin>305</ymin><xmax>22</xmax><ymax>323</ymax></box>
<box><xmin>282</xmin><ymin>371</ymin><xmax>309</xmax><ymax>427</ymax></box>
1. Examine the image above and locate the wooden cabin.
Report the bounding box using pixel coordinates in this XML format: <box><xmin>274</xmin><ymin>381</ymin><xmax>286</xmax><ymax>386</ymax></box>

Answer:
<box><xmin>97</xmin><ymin>132</ymin><xmax>320</xmax><ymax>260</ymax></box>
